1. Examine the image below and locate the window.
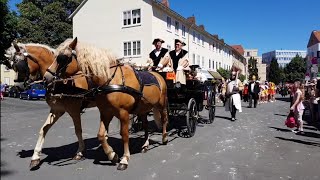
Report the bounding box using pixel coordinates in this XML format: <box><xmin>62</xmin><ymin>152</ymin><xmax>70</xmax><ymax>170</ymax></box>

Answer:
<box><xmin>182</xmin><ymin>25</ymin><xmax>186</xmax><ymax>37</ymax></box>
<box><xmin>175</xmin><ymin>21</ymin><xmax>179</xmax><ymax>34</ymax></box>
<box><xmin>124</xmin><ymin>40</ymin><xmax>141</xmax><ymax>56</ymax></box>
<box><xmin>202</xmin><ymin>57</ymin><xmax>205</xmax><ymax>67</ymax></box>
<box><xmin>123</xmin><ymin>9</ymin><xmax>141</xmax><ymax>26</ymax></box>
<box><xmin>192</xmin><ymin>53</ymin><xmax>196</xmax><ymax>64</ymax></box>
<box><xmin>197</xmin><ymin>34</ymin><xmax>200</xmax><ymax>44</ymax></box>
<box><xmin>247</xmin><ymin>52</ymin><xmax>250</xmax><ymax>56</ymax></box>
<box><xmin>167</xmin><ymin>45</ymin><xmax>171</xmax><ymax>50</ymax></box>
<box><xmin>202</xmin><ymin>36</ymin><xmax>204</xmax><ymax>46</ymax></box>
<box><xmin>216</xmin><ymin>62</ymin><xmax>218</xmax><ymax>69</ymax></box>
<box><xmin>197</xmin><ymin>55</ymin><xmax>200</xmax><ymax>65</ymax></box>
<box><xmin>193</xmin><ymin>31</ymin><xmax>196</xmax><ymax>42</ymax></box>
<box><xmin>219</xmin><ymin>62</ymin><xmax>221</xmax><ymax>68</ymax></box>
<box><xmin>213</xmin><ymin>60</ymin><xmax>215</xmax><ymax>69</ymax></box>
<box><xmin>167</xmin><ymin>16</ymin><xmax>171</xmax><ymax>30</ymax></box>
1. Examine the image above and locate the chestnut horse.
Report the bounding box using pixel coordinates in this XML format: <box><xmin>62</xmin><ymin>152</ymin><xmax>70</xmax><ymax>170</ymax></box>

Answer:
<box><xmin>5</xmin><ymin>42</ymin><xmax>97</xmax><ymax>170</ymax></box>
<box><xmin>44</xmin><ymin>38</ymin><xmax>169</xmax><ymax>170</ymax></box>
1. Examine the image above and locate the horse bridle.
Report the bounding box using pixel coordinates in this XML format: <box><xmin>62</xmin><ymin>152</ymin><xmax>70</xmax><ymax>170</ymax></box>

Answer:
<box><xmin>12</xmin><ymin>51</ymin><xmax>41</xmax><ymax>83</ymax></box>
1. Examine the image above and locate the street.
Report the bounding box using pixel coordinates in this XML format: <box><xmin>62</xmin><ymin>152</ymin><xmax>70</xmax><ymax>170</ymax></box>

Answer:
<box><xmin>1</xmin><ymin>97</ymin><xmax>320</xmax><ymax>180</ymax></box>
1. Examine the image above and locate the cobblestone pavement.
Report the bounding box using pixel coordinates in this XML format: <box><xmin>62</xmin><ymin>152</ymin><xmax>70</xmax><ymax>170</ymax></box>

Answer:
<box><xmin>1</xmin><ymin>96</ymin><xmax>319</xmax><ymax>180</ymax></box>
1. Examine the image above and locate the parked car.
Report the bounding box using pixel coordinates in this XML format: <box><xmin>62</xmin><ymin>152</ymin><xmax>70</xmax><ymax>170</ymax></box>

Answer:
<box><xmin>20</xmin><ymin>84</ymin><xmax>46</xmax><ymax>100</ymax></box>
<box><xmin>8</xmin><ymin>86</ymin><xmax>22</xmax><ymax>98</ymax></box>
<box><xmin>3</xmin><ymin>85</ymin><xmax>10</xmax><ymax>97</ymax></box>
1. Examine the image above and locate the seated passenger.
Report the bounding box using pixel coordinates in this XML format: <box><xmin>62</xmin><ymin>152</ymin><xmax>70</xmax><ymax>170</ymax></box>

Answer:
<box><xmin>156</xmin><ymin>39</ymin><xmax>190</xmax><ymax>84</ymax></box>
<box><xmin>146</xmin><ymin>38</ymin><xmax>170</xmax><ymax>71</ymax></box>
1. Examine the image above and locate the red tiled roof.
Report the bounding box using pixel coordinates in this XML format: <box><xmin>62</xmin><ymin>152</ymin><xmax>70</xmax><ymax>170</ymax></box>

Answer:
<box><xmin>307</xmin><ymin>30</ymin><xmax>320</xmax><ymax>48</ymax></box>
<box><xmin>231</xmin><ymin>45</ymin><xmax>244</xmax><ymax>56</ymax></box>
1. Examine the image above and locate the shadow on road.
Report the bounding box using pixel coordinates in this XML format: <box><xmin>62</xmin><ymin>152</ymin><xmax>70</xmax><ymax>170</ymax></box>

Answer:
<box><xmin>17</xmin><ymin>131</ymin><xmax>178</xmax><ymax>170</ymax></box>
<box><xmin>275</xmin><ymin>137</ymin><xmax>320</xmax><ymax>147</ymax></box>
<box><xmin>274</xmin><ymin>113</ymin><xmax>287</xmax><ymax>117</ymax></box>
<box><xmin>269</xmin><ymin>126</ymin><xmax>292</xmax><ymax>132</ymax></box>
<box><xmin>275</xmin><ymin>97</ymin><xmax>291</xmax><ymax>103</ymax></box>
<box><xmin>1</xmin><ymin>137</ymin><xmax>15</xmax><ymax>177</ymax></box>
<box><xmin>215</xmin><ymin>115</ymin><xmax>232</xmax><ymax>121</ymax></box>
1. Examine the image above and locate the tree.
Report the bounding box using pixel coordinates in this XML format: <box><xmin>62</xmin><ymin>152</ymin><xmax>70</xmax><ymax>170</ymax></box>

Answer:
<box><xmin>268</xmin><ymin>57</ymin><xmax>281</xmax><ymax>84</ymax></box>
<box><xmin>284</xmin><ymin>55</ymin><xmax>306</xmax><ymax>83</ymax></box>
<box><xmin>0</xmin><ymin>0</ymin><xmax>18</xmax><ymax>65</ymax></box>
<box><xmin>239</xmin><ymin>74</ymin><xmax>246</xmax><ymax>82</ymax></box>
<box><xmin>217</xmin><ymin>68</ymin><xmax>230</xmax><ymax>80</ymax></box>
<box><xmin>248</xmin><ymin>57</ymin><xmax>258</xmax><ymax>80</ymax></box>
<box><xmin>16</xmin><ymin>0</ymin><xmax>81</xmax><ymax>47</ymax></box>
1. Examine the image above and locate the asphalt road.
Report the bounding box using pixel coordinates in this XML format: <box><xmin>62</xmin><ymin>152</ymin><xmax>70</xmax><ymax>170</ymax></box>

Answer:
<box><xmin>1</xmin><ymin>96</ymin><xmax>320</xmax><ymax>180</ymax></box>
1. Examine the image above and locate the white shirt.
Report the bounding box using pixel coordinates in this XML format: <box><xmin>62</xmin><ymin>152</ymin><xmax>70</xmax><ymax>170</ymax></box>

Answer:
<box><xmin>251</xmin><ymin>82</ymin><xmax>255</xmax><ymax>92</ymax></box>
<box><xmin>154</xmin><ymin>48</ymin><xmax>161</xmax><ymax>57</ymax></box>
<box><xmin>175</xmin><ymin>50</ymin><xmax>181</xmax><ymax>56</ymax></box>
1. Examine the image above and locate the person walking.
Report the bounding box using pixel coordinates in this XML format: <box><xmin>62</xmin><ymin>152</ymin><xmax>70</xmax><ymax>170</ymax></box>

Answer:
<box><xmin>248</xmin><ymin>75</ymin><xmax>260</xmax><ymax>108</ymax></box>
<box><xmin>224</xmin><ymin>69</ymin><xmax>243</xmax><ymax>121</ymax></box>
<box><xmin>0</xmin><ymin>81</ymin><xmax>5</xmax><ymax>100</ymax></box>
<box><xmin>243</xmin><ymin>83</ymin><xmax>249</xmax><ymax>102</ymax></box>
<box><xmin>290</xmin><ymin>79</ymin><xmax>305</xmax><ymax>134</ymax></box>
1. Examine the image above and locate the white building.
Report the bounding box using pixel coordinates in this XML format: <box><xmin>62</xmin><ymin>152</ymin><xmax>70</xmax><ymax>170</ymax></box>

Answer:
<box><xmin>69</xmin><ymin>0</ymin><xmax>245</xmax><ymax>74</ymax></box>
<box><xmin>244</xmin><ymin>49</ymin><xmax>266</xmax><ymax>82</ymax></box>
<box><xmin>306</xmin><ymin>30</ymin><xmax>320</xmax><ymax>79</ymax></box>
<box><xmin>262</xmin><ymin>50</ymin><xmax>307</xmax><ymax>68</ymax></box>
<box><xmin>0</xmin><ymin>65</ymin><xmax>15</xmax><ymax>86</ymax></box>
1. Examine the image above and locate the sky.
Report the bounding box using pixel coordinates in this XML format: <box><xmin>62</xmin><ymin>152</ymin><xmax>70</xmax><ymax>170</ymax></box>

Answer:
<box><xmin>9</xmin><ymin>0</ymin><xmax>320</xmax><ymax>56</ymax></box>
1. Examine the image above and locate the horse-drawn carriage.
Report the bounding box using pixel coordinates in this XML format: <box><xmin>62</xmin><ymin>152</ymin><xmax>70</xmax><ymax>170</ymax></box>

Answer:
<box><xmin>130</xmin><ymin>64</ymin><xmax>216</xmax><ymax>137</ymax></box>
<box><xmin>6</xmin><ymin>38</ymin><xmax>216</xmax><ymax>170</ymax></box>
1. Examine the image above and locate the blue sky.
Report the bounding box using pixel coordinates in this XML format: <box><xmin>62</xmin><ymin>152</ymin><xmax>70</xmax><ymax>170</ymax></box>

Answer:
<box><xmin>9</xmin><ymin>0</ymin><xmax>320</xmax><ymax>55</ymax></box>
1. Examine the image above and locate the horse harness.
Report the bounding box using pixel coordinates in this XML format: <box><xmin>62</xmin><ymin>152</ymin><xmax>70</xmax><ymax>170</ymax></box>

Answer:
<box><xmin>49</xmin><ymin>62</ymin><xmax>160</xmax><ymax>113</ymax></box>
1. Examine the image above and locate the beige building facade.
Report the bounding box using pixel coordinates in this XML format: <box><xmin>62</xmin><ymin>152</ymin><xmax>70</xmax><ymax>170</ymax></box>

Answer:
<box><xmin>244</xmin><ymin>49</ymin><xmax>266</xmax><ymax>82</ymax></box>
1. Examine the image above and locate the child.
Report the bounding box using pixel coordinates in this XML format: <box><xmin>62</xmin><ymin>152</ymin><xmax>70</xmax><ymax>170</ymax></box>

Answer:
<box><xmin>290</xmin><ymin>80</ymin><xmax>305</xmax><ymax>134</ymax></box>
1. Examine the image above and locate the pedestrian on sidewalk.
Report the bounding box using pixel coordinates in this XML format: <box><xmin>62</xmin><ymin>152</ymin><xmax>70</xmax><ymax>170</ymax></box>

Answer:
<box><xmin>0</xmin><ymin>81</ymin><xmax>5</xmax><ymax>100</ymax></box>
<box><xmin>243</xmin><ymin>83</ymin><xmax>249</xmax><ymax>102</ymax></box>
<box><xmin>309</xmin><ymin>81</ymin><xmax>318</xmax><ymax>122</ymax></box>
<box><xmin>248</xmin><ymin>75</ymin><xmax>259</xmax><ymax>108</ymax></box>
<box><xmin>290</xmin><ymin>79</ymin><xmax>305</xmax><ymax>134</ymax></box>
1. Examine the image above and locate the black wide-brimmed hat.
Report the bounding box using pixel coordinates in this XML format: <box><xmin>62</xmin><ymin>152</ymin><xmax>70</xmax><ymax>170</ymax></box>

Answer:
<box><xmin>152</xmin><ymin>38</ymin><xmax>165</xmax><ymax>45</ymax></box>
<box><xmin>175</xmin><ymin>39</ymin><xmax>186</xmax><ymax>46</ymax></box>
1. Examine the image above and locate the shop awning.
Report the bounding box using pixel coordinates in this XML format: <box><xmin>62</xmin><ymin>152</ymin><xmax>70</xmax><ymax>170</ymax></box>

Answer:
<box><xmin>208</xmin><ymin>71</ymin><xmax>223</xmax><ymax>80</ymax></box>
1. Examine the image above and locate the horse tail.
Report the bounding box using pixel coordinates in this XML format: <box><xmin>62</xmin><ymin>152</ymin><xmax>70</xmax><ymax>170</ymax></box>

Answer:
<box><xmin>153</xmin><ymin>109</ymin><xmax>162</xmax><ymax>129</ymax></box>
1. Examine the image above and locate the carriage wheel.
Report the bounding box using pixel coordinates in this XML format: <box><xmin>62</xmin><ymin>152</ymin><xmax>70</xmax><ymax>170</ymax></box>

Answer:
<box><xmin>129</xmin><ymin>114</ymin><xmax>142</xmax><ymax>133</ymax></box>
<box><xmin>207</xmin><ymin>90</ymin><xmax>216</xmax><ymax>124</ymax></box>
<box><xmin>186</xmin><ymin>98</ymin><xmax>197</xmax><ymax>137</ymax></box>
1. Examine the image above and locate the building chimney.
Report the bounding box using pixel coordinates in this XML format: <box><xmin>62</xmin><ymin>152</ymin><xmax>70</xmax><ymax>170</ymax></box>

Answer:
<box><xmin>199</xmin><ymin>25</ymin><xmax>205</xmax><ymax>31</ymax></box>
<box><xmin>187</xmin><ymin>16</ymin><xmax>196</xmax><ymax>24</ymax></box>
<box><xmin>212</xmin><ymin>34</ymin><xmax>219</xmax><ymax>39</ymax></box>
<box><xmin>161</xmin><ymin>0</ymin><xmax>169</xmax><ymax>8</ymax></box>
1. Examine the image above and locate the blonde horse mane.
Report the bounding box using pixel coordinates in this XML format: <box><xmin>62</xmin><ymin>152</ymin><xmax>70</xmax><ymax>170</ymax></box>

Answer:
<box><xmin>5</xmin><ymin>42</ymin><xmax>55</xmax><ymax>60</ymax></box>
<box><xmin>56</xmin><ymin>38</ymin><xmax>117</xmax><ymax>79</ymax></box>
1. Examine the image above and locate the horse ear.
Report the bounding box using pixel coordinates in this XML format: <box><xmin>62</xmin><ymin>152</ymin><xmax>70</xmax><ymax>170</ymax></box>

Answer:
<box><xmin>13</xmin><ymin>41</ymin><xmax>20</xmax><ymax>52</ymax></box>
<box><xmin>69</xmin><ymin>37</ymin><xmax>78</xmax><ymax>50</ymax></box>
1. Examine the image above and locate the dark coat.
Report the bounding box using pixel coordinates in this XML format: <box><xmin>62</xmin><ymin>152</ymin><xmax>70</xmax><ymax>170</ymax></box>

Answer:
<box><xmin>149</xmin><ymin>48</ymin><xmax>169</xmax><ymax>67</ymax></box>
<box><xmin>249</xmin><ymin>81</ymin><xmax>260</xmax><ymax>94</ymax></box>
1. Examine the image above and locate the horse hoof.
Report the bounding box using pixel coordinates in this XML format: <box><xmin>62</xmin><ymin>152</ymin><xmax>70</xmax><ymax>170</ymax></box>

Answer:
<box><xmin>73</xmin><ymin>154</ymin><xmax>83</xmax><ymax>160</ymax></box>
<box><xmin>111</xmin><ymin>154</ymin><xmax>119</xmax><ymax>165</ymax></box>
<box><xmin>117</xmin><ymin>163</ymin><xmax>128</xmax><ymax>171</ymax></box>
<box><xmin>141</xmin><ymin>147</ymin><xmax>148</xmax><ymax>153</ymax></box>
<box><xmin>163</xmin><ymin>139</ymin><xmax>168</xmax><ymax>145</ymax></box>
<box><xmin>29</xmin><ymin>159</ymin><xmax>40</xmax><ymax>170</ymax></box>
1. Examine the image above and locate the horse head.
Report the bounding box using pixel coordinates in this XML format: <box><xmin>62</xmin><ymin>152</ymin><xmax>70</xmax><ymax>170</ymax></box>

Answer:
<box><xmin>44</xmin><ymin>37</ymin><xmax>79</xmax><ymax>84</ymax></box>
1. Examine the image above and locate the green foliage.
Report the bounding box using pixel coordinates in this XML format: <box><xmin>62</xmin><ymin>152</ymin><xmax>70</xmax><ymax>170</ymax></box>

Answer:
<box><xmin>239</xmin><ymin>74</ymin><xmax>246</xmax><ymax>82</ymax></box>
<box><xmin>217</xmin><ymin>68</ymin><xmax>230</xmax><ymax>80</ymax></box>
<box><xmin>268</xmin><ymin>57</ymin><xmax>281</xmax><ymax>84</ymax></box>
<box><xmin>248</xmin><ymin>57</ymin><xmax>258</xmax><ymax>80</ymax></box>
<box><xmin>284</xmin><ymin>55</ymin><xmax>306</xmax><ymax>83</ymax></box>
<box><xmin>0</xmin><ymin>0</ymin><xmax>18</xmax><ymax>65</ymax></box>
<box><xmin>16</xmin><ymin>0</ymin><xmax>81</xmax><ymax>47</ymax></box>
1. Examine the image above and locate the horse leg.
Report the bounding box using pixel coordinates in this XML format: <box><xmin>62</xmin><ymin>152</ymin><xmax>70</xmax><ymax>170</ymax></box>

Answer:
<box><xmin>160</xmin><ymin>107</ymin><xmax>169</xmax><ymax>145</ymax></box>
<box><xmin>117</xmin><ymin>110</ymin><xmax>130</xmax><ymax>171</ymax></box>
<box><xmin>141</xmin><ymin>114</ymin><xmax>149</xmax><ymax>153</ymax></box>
<box><xmin>30</xmin><ymin>110</ymin><xmax>65</xmax><ymax>170</ymax></box>
<box><xmin>97</xmin><ymin>113</ymin><xmax>118</xmax><ymax>165</ymax></box>
<box><xmin>68</xmin><ymin>111</ymin><xmax>85</xmax><ymax>160</ymax></box>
